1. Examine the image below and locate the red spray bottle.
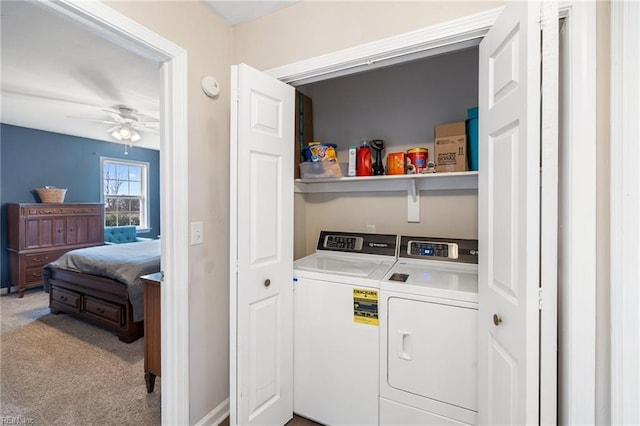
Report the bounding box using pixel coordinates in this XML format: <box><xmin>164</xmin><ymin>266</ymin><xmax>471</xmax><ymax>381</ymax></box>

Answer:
<box><xmin>356</xmin><ymin>140</ymin><xmax>371</xmax><ymax>176</ymax></box>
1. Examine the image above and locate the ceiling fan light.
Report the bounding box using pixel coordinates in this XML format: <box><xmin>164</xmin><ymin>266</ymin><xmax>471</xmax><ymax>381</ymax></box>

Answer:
<box><xmin>119</xmin><ymin>125</ymin><xmax>132</xmax><ymax>139</ymax></box>
<box><xmin>106</xmin><ymin>112</ymin><xmax>145</xmax><ymax>143</ymax></box>
<box><xmin>111</xmin><ymin>127</ymin><xmax>124</xmax><ymax>141</ymax></box>
<box><xmin>130</xmin><ymin>130</ymin><xmax>141</xmax><ymax>142</ymax></box>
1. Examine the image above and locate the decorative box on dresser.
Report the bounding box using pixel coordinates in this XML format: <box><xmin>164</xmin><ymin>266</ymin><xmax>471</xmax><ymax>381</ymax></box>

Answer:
<box><xmin>7</xmin><ymin>203</ymin><xmax>104</xmax><ymax>297</ymax></box>
<box><xmin>141</xmin><ymin>272</ymin><xmax>161</xmax><ymax>393</ymax></box>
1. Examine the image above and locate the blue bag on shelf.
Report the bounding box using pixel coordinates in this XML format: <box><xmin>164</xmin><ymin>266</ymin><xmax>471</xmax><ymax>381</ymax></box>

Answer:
<box><xmin>466</xmin><ymin>107</ymin><xmax>479</xmax><ymax>171</ymax></box>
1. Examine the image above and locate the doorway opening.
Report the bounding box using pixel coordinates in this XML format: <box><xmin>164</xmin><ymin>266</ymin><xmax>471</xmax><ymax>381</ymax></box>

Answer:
<box><xmin>35</xmin><ymin>1</ymin><xmax>191</xmax><ymax>424</ymax></box>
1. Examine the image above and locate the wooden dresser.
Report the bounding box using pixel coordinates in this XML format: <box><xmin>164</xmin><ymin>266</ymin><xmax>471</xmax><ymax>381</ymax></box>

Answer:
<box><xmin>7</xmin><ymin>203</ymin><xmax>104</xmax><ymax>297</ymax></box>
<box><xmin>141</xmin><ymin>272</ymin><xmax>161</xmax><ymax>393</ymax></box>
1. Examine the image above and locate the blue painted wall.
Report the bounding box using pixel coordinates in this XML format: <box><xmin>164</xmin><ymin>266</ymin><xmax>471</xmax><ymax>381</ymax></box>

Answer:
<box><xmin>0</xmin><ymin>124</ymin><xmax>160</xmax><ymax>289</ymax></box>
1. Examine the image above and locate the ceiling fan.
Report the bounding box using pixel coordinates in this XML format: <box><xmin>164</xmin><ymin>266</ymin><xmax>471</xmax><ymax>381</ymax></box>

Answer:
<box><xmin>68</xmin><ymin>105</ymin><xmax>159</xmax><ymax>143</ymax></box>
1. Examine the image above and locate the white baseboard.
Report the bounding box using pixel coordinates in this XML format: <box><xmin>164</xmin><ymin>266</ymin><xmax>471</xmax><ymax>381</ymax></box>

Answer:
<box><xmin>195</xmin><ymin>397</ymin><xmax>229</xmax><ymax>426</ymax></box>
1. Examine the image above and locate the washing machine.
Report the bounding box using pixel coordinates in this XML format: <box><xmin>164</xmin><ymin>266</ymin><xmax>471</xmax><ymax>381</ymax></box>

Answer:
<box><xmin>293</xmin><ymin>230</ymin><xmax>398</xmax><ymax>426</ymax></box>
<box><xmin>379</xmin><ymin>236</ymin><xmax>479</xmax><ymax>426</ymax></box>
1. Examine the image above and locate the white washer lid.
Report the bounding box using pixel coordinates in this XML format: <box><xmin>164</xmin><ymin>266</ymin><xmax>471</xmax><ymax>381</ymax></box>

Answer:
<box><xmin>294</xmin><ymin>252</ymin><xmax>397</xmax><ymax>287</ymax></box>
<box><xmin>296</xmin><ymin>253</ymin><xmax>386</xmax><ymax>277</ymax></box>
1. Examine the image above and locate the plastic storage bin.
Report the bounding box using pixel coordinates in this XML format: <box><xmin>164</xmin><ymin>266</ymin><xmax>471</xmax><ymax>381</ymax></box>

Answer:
<box><xmin>299</xmin><ymin>162</ymin><xmax>346</xmax><ymax>179</ymax></box>
<box><xmin>466</xmin><ymin>107</ymin><xmax>479</xmax><ymax>171</ymax></box>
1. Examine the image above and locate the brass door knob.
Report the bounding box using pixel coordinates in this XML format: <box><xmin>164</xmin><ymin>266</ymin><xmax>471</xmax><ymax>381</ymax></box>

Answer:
<box><xmin>493</xmin><ymin>314</ymin><xmax>503</xmax><ymax>326</ymax></box>
<box><xmin>264</xmin><ymin>279</ymin><xmax>271</xmax><ymax>287</ymax></box>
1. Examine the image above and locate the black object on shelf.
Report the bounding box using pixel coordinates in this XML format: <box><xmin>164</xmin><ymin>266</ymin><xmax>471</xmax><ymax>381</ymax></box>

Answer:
<box><xmin>369</xmin><ymin>139</ymin><xmax>385</xmax><ymax>175</ymax></box>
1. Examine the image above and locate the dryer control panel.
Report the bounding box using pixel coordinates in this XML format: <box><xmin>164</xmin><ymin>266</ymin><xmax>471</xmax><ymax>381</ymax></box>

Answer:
<box><xmin>399</xmin><ymin>236</ymin><xmax>478</xmax><ymax>264</ymax></box>
<box><xmin>407</xmin><ymin>240</ymin><xmax>458</xmax><ymax>259</ymax></box>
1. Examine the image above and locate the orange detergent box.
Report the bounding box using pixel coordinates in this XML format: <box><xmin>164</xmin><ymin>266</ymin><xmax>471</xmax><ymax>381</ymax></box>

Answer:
<box><xmin>434</xmin><ymin>121</ymin><xmax>467</xmax><ymax>173</ymax></box>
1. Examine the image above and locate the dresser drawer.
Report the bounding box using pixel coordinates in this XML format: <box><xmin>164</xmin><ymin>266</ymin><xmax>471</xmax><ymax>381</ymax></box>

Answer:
<box><xmin>24</xmin><ymin>250</ymin><xmax>67</xmax><ymax>267</ymax></box>
<box><xmin>51</xmin><ymin>287</ymin><xmax>80</xmax><ymax>311</ymax></box>
<box><xmin>84</xmin><ymin>297</ymin><xmax>124</xmax><ymax>326</ymax></box>
<box><xmin>23</xmin><ymin>266</ymin><xmax>44</xmax><ymax>285</ymax></box>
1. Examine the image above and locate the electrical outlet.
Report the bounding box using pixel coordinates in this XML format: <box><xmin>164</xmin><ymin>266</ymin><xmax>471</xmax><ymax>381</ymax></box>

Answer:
<box><xmin>191</xmin><ymin>221</ymin><xmax>204</xmax><ymax>245</ymax></box>
<box><xmin>366</xmin><ymin>224</ymin><xmax>376</xmax><ymax>233</ymax></box>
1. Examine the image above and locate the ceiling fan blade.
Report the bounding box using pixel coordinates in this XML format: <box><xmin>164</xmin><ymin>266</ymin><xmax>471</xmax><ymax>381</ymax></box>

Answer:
<box><xmin>134</xmin><ymin>123</ymin><xmax>160</xmax><ymax>130</ymax></box>
<box><xmin>133</xmin><ymin>126</ymin><xmax>159</xmax><ymax>134</ymax></box>
<box><xmin>105</xmin><ymin>112</ymin><xmax>125</xmax><ymax>123</ymax></box>
<box><xmin>67</xmin><ymin>116</ymin><xmax>119</xmax><ymax>125</ymax></box>
<box><xmin>106</xmin><ymin>125</ymin><xmax>120</xmax><ymax>133</ymax></box>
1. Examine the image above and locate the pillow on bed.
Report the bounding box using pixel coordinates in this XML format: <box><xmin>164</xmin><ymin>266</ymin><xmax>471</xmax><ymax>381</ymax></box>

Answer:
<box><xmin>104</xmin><ymin>226</ymin><xmax>151</xmax><ymax>244</ymax></box>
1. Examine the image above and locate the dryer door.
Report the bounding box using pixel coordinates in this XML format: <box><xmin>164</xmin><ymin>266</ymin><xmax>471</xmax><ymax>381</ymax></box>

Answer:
<box><xmin>386</xmin><ymin>296</ymin><xmax>478</xmax><ymax>411</ymax></box>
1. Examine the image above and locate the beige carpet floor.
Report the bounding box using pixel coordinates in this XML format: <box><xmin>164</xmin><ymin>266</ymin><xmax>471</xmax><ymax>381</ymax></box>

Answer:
<box><xmin>1</xmin><ymin>290</ymin><xmax>161</xmax><ymax>425</ymax></box>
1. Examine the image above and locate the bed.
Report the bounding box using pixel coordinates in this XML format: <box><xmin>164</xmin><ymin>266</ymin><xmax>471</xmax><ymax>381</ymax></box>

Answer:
<box><xmin>42</xmin><ymin>239</ymin><xmax>161</xmax><ymax>343</ymax></box>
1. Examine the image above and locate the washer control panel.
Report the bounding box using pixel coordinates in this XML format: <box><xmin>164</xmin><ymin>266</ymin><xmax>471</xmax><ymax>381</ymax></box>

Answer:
<box><xmin>323</xmin><ymin>235</ymin><xmax>363</xmax><ymax>251</ymax></box>
<box><xmin>407</xmin><ymin>241</ymin><xmax>458</xmax><ymax>259</ymax></box>
<box><xmin>316</xmin><ymin>231</ymin><xmax>398</xmax><ymax>256</ymax></box>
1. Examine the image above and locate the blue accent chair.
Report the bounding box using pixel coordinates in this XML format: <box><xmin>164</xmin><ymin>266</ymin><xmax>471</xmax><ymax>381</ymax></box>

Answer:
<box><xmin>104</xmin><ymin>226</ymin><xmax>152</xmax><ymax>244</ymax></box>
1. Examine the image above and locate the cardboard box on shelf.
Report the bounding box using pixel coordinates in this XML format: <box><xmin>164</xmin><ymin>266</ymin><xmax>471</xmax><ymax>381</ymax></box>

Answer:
<box><xmin>434</xmin><ymin>121</ymin><xmax>467</xmax><ymax>173</ymax></box>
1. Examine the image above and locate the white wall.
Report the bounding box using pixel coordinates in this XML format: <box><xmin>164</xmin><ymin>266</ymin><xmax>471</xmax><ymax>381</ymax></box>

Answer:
<box><xmin>233</xmin><ymin>1</ymin><xmax>505</xmax><ymax>69</ymax></box>
<box><xmin>302</xmin><ymin>190</ymin><xmax>478</xmax><ymax>254</ymax></box>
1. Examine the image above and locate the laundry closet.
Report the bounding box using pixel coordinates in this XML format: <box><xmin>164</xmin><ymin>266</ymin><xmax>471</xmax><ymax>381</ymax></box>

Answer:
<box><xmin>287</xmin><ymin>45</ymin><xmax>482</xmax><ymax>426</ymax></box>
<box><xmin>292</xmin><ymin>46</ymin><xmax>480</xmax><ymax>259</ymax></box>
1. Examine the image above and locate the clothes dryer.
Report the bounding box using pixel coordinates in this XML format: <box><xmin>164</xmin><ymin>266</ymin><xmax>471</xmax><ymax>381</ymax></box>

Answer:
<box><xmin>379</xmin><ymin>236</ymin><xmax>479</xmax><ymax>425</ymax></box>
<box><xmin>293</xmin><ymin>231</ymin><xmax>398</xmax><ymax>426</ymax></box>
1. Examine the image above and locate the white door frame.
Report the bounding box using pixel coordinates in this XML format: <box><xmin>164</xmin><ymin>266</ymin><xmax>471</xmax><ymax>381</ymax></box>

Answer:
<box><xmin>610</xmin><ymin>1</ymin><xmax>640</xmax><ymax>424</ymax></box>
<box><xmin>38</xmin><ymin>2</ymin><xmax>190</xmax><ymax>424</ymax></box>
<box><xmin>266</xmin><ymin>3</ymin><xmax>596</xmax><ymax>423</ymax></box>
<box><xmin>556</xmin><ymin>2</ymin><xmax>597</xmax><ymax>424</ymax></box>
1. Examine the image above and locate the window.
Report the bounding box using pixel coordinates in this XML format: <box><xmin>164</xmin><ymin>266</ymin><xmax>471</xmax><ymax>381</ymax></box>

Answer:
<box><xmin>101</xmin><ymin>157</ymin><xmax>149</xmax><ymax>230</ymax></box>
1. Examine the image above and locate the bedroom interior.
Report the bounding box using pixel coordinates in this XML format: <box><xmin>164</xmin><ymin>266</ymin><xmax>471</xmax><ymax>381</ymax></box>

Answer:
<box><xmin>0</xmin><ymin>129</ymin><xmax>163</xmax><ymax>421</ymax></box>
<box><xmin>0</xmin><ymin>131</ymin><xmax>163</xmax><ymax>418</ymax></box>
<box><xmin>1</xmin><ymin>1</ymin><xmax>164</xmax><ymax>423</ymax></box>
